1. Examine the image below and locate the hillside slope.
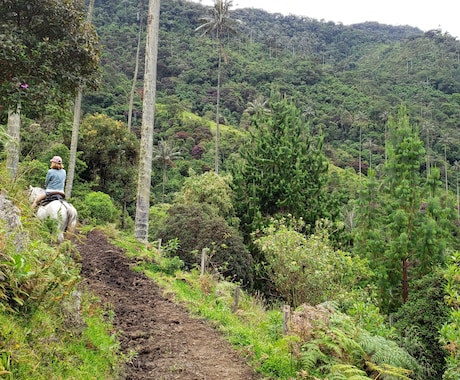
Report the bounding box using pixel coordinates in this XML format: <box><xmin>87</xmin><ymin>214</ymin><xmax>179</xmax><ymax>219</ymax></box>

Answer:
<box><xmin>86</xmin><ymin>0</ymin><xmax>460</xmax><ymax>176</ymax></box>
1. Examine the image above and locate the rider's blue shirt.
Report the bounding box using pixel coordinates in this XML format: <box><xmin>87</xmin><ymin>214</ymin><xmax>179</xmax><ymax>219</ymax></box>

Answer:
<box><xmin>45</xmin><ymin>169</ymin><xmax>66</xmax><ymax>193</ymax></box>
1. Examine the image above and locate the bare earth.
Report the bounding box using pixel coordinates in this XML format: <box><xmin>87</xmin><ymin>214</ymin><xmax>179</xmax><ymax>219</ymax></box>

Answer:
<box><xmin>75</xmin><ymin>229</ymin><xmax>260</xmax><ymax>380</ymax></box>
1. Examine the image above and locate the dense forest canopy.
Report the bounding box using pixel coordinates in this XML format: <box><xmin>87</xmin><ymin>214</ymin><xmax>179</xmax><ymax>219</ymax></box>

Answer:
<box><xmin>82</xmin><ymin>0</ymin><xmax>459</xmax><ymax>182</ymax></box>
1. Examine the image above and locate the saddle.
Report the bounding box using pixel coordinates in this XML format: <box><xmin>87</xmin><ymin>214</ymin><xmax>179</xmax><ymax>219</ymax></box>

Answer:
<box><xmin>40</xmin><ymin>191</ymin><xmax>66</xmax><ymax>206</ymax></box>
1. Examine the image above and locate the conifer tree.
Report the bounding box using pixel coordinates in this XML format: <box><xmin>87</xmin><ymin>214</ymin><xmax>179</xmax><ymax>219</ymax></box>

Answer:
<box><xmin>355</xmin><ymin>105</ymin><xmax>452</xmax><ymax>312</ymax></box>
<box><xmin>384</xmin><ymin>105</ymin><xmax>426</xmax><ymax>305</ymax></box>
<box><xmin>232</xmin><ymin>89</ymin><xmax>334</xmax><ymax>239</ymax></box>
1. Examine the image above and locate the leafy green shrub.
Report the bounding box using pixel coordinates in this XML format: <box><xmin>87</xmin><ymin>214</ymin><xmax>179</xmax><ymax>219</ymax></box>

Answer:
<box><xmin>144</xmin><ymin>238</ymin><xmax>185</xmax><ymax>275</ymax></box>
<box><xmin>175</xmin><ymin>171</ymin><xmax>237</xmax><ymax>224</ymax></box>
<box><xmin>70</xmin><ymin>197</ymin><xmax>91</xmax><ymax>225</ymax></box>
<box><xmin>440</xmin><ymin>251</ymin><xmax>460</xmax><ymax>380</ymax></box>
<box><xmin>83</xmin><ymin>191</ymin><xmax>119</xmax><ymax>225</ymax></box>
<box><xmin>393</xmin><ymin>270</ymin><xmax>449</xmax><ymax>379</ymax></box>
<box><xmin>148</xmin><ymin>202</ymin><xmax>171</xmax><ymax>239</ymax></box>
<box><xmin>254</xmin><ymin>219</ymin><xmax>369</xmax><ymax>307</ymax></box>
<box><xmin>67</xmin><ymin>183</ymin><xmax>94</xmax><ymax>224</ymax></box>
<box><xmin>157</xmin><ymin>202</ymin><xmax>254</xmax><ymax>287</ymax></box>
<box><xmin>147</xmin><ymin>255</ymin><xmax>184</xmax><ymax>276</ymax></box>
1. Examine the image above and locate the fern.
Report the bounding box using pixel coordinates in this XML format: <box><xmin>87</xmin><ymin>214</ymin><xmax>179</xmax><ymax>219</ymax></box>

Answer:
<box><xmin>328</xmin><ymin>326</ymin><xmax>366</xmax><ymax>362</ymax></box>
<box><xmin>366</xmin><ymin>361</ymin><xmax>413</xmax><ymax>379</ymax></box>
<box><xmin>300</xmin><ymin>341</ymin><xmax>330</xmax><ymax>371</ymax></box>
<box><xmin>295</xmin><ymin>306</ymin><xmax>420</xmax><ymax>379</ymax></box>
<box><xmin>330</xmin><ymin>363</ymin><xmax>370</xmax><ymax>379</ymax></box>
<box><xmin>358</xmin><ymin>332</ymin><xmax>419</xmax><ymax>373</ymax></box>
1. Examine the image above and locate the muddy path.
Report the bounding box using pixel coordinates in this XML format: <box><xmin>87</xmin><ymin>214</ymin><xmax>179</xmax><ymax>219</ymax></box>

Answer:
<box><xmin>74</xmin><ymin>229</ymin><xmax>260</xmax><ymax>380</ymax></box>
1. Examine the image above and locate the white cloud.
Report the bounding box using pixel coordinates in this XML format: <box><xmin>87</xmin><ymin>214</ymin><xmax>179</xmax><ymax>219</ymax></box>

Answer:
<box><xmin>190</xmin><ymin>0</ymin><xmax>459</xmax><ymax>38</ymax></box>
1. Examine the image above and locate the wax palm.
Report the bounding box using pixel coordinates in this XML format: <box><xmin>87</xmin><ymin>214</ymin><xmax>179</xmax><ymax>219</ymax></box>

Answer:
<box><xmin>135</xmin><ymin>0</ymin><xmax>160</xmax><ymax>242</ymax></box>
<box><xmin>195</xmin><ymin>0</ymin><xmax>240</xmax><ymax>173</ymax></box>
<box><xmin>245</xmin><ymin>95</ymin><xmax>271</xmax><ymax>118</ymax></box>
<box><xmin>454</xmin><ymin>160</ymin><xmax>460</xmax><ymax>221</ymax></box>
<box><xmin>153</xmin><ymin>139</ymin><xmax>183</xmax><ymax>202</ymax></box>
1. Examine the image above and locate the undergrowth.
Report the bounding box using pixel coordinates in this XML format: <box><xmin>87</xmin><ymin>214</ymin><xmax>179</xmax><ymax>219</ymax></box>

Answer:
<box><xmin>0</xmin><ymin>229</ymin><xmax>125</xmax><ymax>379</ymax></box>
<box><xmin>110</xmin><ymin>230</ymin><xmax>422</xmax><ymax>380</ymax></box>
<box><xmin>0</xmin><ymin>175</ymin><xmax>125</xmax><ymax>379</ymax></box>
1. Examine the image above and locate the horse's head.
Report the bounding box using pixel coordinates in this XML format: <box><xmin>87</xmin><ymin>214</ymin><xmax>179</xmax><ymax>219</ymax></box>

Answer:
<box><xmin>28</xmin><ymin>186</ymin><xmax>44</xmax><ymax>204</ymax></box>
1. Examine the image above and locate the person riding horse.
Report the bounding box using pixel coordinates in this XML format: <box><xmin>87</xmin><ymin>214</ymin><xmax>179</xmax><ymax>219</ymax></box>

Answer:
<box><xmin>32</xmin><ymin>156</ymin><xmax>66</xmax><ymax>208</ymax></box>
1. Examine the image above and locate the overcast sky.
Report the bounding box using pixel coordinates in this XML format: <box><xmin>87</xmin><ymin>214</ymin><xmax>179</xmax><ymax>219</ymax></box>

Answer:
<box><xmin>189</xmin><ymin>0</ymin><xmax>459</xmax><ymax>39</ymax></box>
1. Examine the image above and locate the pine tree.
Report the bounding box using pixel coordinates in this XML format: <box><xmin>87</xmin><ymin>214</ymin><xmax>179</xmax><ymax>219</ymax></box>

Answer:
<box><xmin>355</xmin><ymin>105</ymin><xmax>451</xmax><ymax>312</ymax></box>
<box><xmin>232</xmin><ymin>89</ymin><xmax>333</xmax><ymax>238</ymax></box>
<box><xmin>384</xmin><ymin>105</ymin><xmax>425</xmax><ymax>306</ymax></box>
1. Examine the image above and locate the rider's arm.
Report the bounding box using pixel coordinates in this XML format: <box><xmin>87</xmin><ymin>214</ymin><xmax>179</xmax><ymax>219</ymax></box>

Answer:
<box><xmin>45</xmin><ymin>170</ymin><xmax>52</xmax><ymax>189</ymax></box>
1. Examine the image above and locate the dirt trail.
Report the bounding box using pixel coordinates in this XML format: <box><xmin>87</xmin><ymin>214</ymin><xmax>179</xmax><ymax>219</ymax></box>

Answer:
<box><xmin>75</xmin><ymin>230</ymin><xmax>259</xmax><ymax>380</ymax></box>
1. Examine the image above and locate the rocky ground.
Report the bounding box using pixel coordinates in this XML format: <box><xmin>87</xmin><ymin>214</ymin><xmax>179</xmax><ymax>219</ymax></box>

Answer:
<box><xmin>74</xmin><ymin>229</ymin><xmax>260</xmax><ymax>380</ymax></box>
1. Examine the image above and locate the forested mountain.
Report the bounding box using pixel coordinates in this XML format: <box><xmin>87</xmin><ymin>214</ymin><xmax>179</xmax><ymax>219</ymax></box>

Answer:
<box><xmin>3</xmin><ymin>1</ymin><xmax>460</xmax><ymax>378</ymax></box>
<box><xmin>85</xmin><ymin>0</ymin><xmax>460</xmax><ymax>182</ymax></box>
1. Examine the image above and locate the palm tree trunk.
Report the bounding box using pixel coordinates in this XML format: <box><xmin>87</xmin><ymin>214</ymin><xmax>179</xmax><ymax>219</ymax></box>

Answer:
<box><xmin>456</xmin><ymin>167</ymin><xmax>459</xmax><ymax>222</ymax></box>
<box><xmin>66</xmin><ymin>90</ymin><xmax>82</xmax><ymax>198</ymax></box>
<box><xmin>135</xmin><ymin>0</ymin><xmax>160</xmax><ymax>242</ymax></box>
<box><xmin>215</xmin><ymin>46</ymin><xmax>221</xmax><ymax>174</ymax></box>
<box><xmin>444</xmin><ymin>144</ymin><xmax>449</xmax><ymax>195</ymax></box>
<box><xmin>128</xmin><ymin>0</ymin><xmax>144</xmax><ymax>131</ymax></box>
<box><xmin>162</xmin><ymin>164</ymin><xmax>166</xmax><ymax>203</ymax></box>
<box><xmin>6</xmin><ymin>104</ymin><xmax>21</xmax><ymax>178</ymax></box>
<box><xmin>66</xmin><ymin>0</ymin><xmax>95</xmax><ymax>198</ymax></box>
<box><xmin>402</xmin><ymin>257</ymin><xmax>409</xmax><ymax>303</ymax></box>
<box><xmin>359</xmin><ymin>124</ymin><xmax>362</xmax><ymax>179</ymax></box>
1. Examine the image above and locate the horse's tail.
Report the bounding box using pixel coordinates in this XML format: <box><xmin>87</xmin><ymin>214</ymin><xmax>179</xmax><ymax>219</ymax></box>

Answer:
<box><xmin>65</xmin><ymin>203</ymin><xmax>78</xmax><ymax>233</ymax></box>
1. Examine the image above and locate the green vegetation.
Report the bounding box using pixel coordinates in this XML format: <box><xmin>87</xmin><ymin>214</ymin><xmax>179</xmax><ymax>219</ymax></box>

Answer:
<box><xmin>0</xmin><ymin>295</ymin><xmax>122</xmax><ymax>379</ymax></box>
<box><xmin>440</xmin><ymin>252</ymin><xmax>460</xmax><ymax>379</ymax></box>
<box><xmin>139</xmin><ymin>251</ymin><xmax>420</xmax><ymax>379</ymax></box>
<box><xmin>2</xmin><ymin>0</ymin><xmax>460</xmax><ymax>378</ymax></box>
<box><xmin>254</xmin><ymin>219</ymin><xmax>369</xmax><ymax>308</ymax></box>
<box><xmin>0</xmin><ymin>169</ymin><xmax>123</xmax><ymax>379</ymax></box>
<box><xmin>82</xmin><ymin>191</ymin><xmax>121</xmax><ymax>225</ymax></box>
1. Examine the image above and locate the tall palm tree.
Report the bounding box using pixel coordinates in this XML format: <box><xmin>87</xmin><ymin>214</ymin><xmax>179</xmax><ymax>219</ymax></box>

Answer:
<box><xmin>66</xmin><ymin>0</ymin><xmax>96</xmax><ymax>198</ymax></box>
<box><xmin>363</xmin><ymin>138</ymin><xmax>376</xmax><ymax>170</ymax></box>
<box><xmin>153</xmin><ymin>139</ymin><xmax>183</xmax><ymax>203</ymax></box>
<box><xmin>134</xmin><ymin>0</ymin><xmax>161</xmax><ymax>243</ymax></box>
<box><xmin>354</xmin><ymin>111</ymin><xmax>368</xmax><ymax>179</ymax></box>
<box><xmin>379</xmin><ymin>111</ymin><xmax>389</xmax><ymax>163</ymax></box>
<box><xmin>454</xmin><ymin>160</ymin><xmax>460</xmax><ymax>221</ymax></box>
<box><xmin>420</xmin><ymin>121</ymin><xmax>435</xmax><ymax>179</ymax></box>
<box><xmin>195</xmin><ymin>0</ymin><xmax>240</xmax><ymax>174</ymax></box>
<box><xmin>128</xmin><ymin>0</ymin><xmax>144</xmax><ymax>131</ymax></box>
<box><xmin>441</xmin><ymin>130</ymin><xmax>454</xmax><ymax>195</ymax></box>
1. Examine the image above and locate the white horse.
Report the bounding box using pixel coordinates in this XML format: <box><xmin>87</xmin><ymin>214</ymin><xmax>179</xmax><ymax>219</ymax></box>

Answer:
<box><xmin>28</xmin><ymin>186</ymin><xmax>78</xmax><ymax>243</ymax></box>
